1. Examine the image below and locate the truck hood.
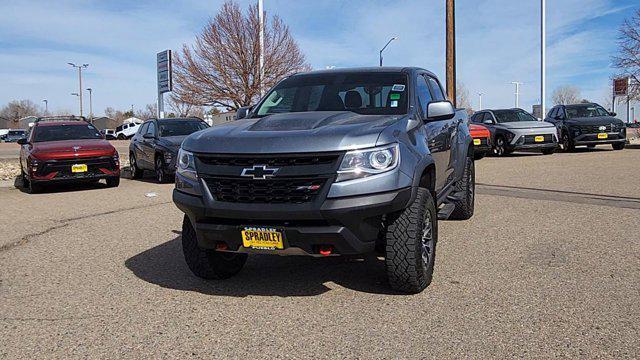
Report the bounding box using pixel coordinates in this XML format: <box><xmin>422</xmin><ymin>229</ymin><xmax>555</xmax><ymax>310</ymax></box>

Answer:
<box><xmin>499</xmin><ymin>121</ymin><xmax>555</xmax><ymax>129</ymax></box>
<box><xmin>565</xmin><ymin>116</ymin><xmax>625</xmax><ymax>126</ymax></box>
<box><xmin>182</xmin><ymin>111</ymin><xmax>401</xmax><ymax>154</ymax></box>
<box><xmin>158</xmin><ymin>136</ymin><xmax>186</xmax><ymax>148</ymax></box>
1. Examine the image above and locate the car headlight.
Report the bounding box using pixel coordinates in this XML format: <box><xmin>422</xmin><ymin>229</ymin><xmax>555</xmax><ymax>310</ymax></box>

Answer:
<box><xmin>177</xmin><ymin>148</ymin><xmax>197</xmax><ymax>180</ymax></box>
<box><xmin>337</xmin><ymin>143</ymin><xmax>400</xmax><ymax>182</ymax></box>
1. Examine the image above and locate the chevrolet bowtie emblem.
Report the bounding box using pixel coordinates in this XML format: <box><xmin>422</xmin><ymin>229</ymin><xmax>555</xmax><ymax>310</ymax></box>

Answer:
<box><xmin>241</xmin><ymin>165</ymin><xmax>279</xmax><ymax>180</ymax></box>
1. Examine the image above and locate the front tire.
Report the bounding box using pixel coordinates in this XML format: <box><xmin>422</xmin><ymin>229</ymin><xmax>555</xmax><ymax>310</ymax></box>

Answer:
<box><xmin>385</xmin><ymin>188</ymin><xmax>438</xmax><ymax>294</ymax></box>
<box><xmin>612</xmin><ymin>143</ymin><xmax>625</xmax><ymax>150</ymax></box>
<box><xmin>106</xmin><ymin>177</ymin><xmax>120</xmax><ymax>187</ymax></box>
<box><xmin>181</xmin><ymin>215</ymin><xmax>247</xmax><ymax>280</ymax></box>
<box><xmin>155</xmin><ymin>155</ymin><xmax>167</xmax><ymax>183</ymax></box>
<box><xmin>129</xmin><ymin>152</ymin><xmax>143</xmax><ymax>179</ymax></box>
<box><xmin>493</xmin><ymin>136</ymin><xmax>510</xmax><ymax>156</ymax></box>
<box><xmin>561</xmin><ymin>132</ymin><xmax>574</xmax><ymax>152</ymax></box>
<box><xmin>449</xmin><ymin>156</ymin><xmax>475</xmax><ymax>220</ymax></box>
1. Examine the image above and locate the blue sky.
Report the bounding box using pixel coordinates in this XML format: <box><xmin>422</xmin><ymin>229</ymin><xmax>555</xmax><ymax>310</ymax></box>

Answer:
<box><xmin>0</xmin><ymin>0</ymin><xmax>637</xmax><ymax>115</ymax></box>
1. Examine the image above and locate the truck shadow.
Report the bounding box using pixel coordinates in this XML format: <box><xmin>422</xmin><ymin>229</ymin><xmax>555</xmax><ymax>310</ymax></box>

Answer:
<box><xmin>125</xmin><ymin>234</ymin><xmax>401</xmax><ymax>297</ymax></box>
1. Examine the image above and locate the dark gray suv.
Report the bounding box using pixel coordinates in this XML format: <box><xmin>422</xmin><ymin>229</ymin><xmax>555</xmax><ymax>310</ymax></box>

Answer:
<box><xmin>173</xmin><ymin>67</ymin><xmax>474</xmax><ymax>293</ymax></box>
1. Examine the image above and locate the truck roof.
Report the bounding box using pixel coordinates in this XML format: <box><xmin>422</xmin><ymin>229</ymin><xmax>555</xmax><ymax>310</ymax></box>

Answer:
<box><xmin>293</xmin><ymin>66</ymin><xmax>433</xmax><ymax>77</ymax></box>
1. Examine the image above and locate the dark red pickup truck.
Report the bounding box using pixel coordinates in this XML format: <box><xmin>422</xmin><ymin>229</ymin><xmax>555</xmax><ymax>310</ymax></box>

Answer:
<box><xmin>18</xmin><ymin>117</ymin><xmax>120</xmax><ymax>193</ymax></box>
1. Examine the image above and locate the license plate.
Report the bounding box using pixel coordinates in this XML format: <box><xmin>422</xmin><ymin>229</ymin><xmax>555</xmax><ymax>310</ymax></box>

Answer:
<box><xmin>473</xmin><ymin>138</ymin><xmax>481</xmax><ymax>145</ymax></box>
<box><xmin>534</xmin><ymin>135</ymin><xmax>545</xmax><ymax>142</ymax></box>
<box><xmin>71</xmin><ymin>164</ymin><xmax>88</xmax><ymax>173</ymax></box>
<box><xmin>597</xmin><ymin>133</ymin><xmax>608</xmax><ymax>139</ymax></box>
<box><xmin>241</xmin><ymin>227</ymin><xmax>284</xmax><ymax>250</ymax></box>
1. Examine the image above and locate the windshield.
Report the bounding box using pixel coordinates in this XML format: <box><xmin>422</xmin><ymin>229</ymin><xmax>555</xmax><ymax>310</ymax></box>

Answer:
<box><xmin>8</xmin><ymin>130</ymin><xmax>25</xmax><ymax>136</ymax></box>
<box><xmin>33</xmin><ymin>124</ymin><xmax>102</xmax><ymax>142</ymax></box>
<box><xmin>493</xmin><ymin>109</ymin><xmax>537</xmax><ymax>123</ymax></box>
<box><xmin>254</xmin><ymin>72</ymin><xmax>409</xmax><ymax>117</ymax></box>
<box><xmin>158</xmin><ymin>120</ymin><xmax>208</xmax><ymax>137</ymax></box>
<box><xmin>565</xmin><ymin>104</ymin><xmax>609</xmax><ymax>119</ymax></box>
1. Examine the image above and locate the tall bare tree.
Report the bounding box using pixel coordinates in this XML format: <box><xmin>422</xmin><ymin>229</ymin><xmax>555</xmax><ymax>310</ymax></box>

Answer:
<box><xmin>612</xmin><ymin>9</ymin><xmax>640</xmax><ymax>99</ymax></box>
<box><xmin>0</xmin><ymin>100</ymin><xmax>42</xmax><ymax>123</ymax></box>
<box><xmin>552</xmin><ymin>86</ymin><xmax>581</xmax><ymax>105</ymax></box>
<box><xmin>173</xmin><ymin>0</ymin><xmax>310</xmax><ymax>110</ymax></box>
<box><xmin>135</xmin><ymin>103</ymin><xmax>158</xmax><ymax>120</ymax></box>
<box><xmin>456</xmin><ymin>82</ymin><xmax>473</xmax><ymax>114</ymax></box>
<box><xmin>165</xmin><ymin>94</ymin><xmax>206</xmax><ymax>118</ymax></box>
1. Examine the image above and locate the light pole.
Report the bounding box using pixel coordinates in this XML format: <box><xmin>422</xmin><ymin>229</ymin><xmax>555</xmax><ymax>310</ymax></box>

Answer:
<box><xmin>478</xmin><ymin>92</ymin><xmax>483</xmax><ymax>110</ymax></box>
<box><xmin>42</xmin><ymin>99</ymin><xmax>48</xmax><ymax>114</ymax></box>
<box><xmin>86</xmin><ymin>88</ymin><xmax>93</xmax><ymax>121</ymax></box>
<box><xmin>258</xmin><ymin>0</ymin><xmax>265</xmax><ymax>97</ymax></box>
<box><xmin>541</xmin><ymin>0</ymin><xmax>546</xmax><ymax>118</ymax></box>
<box><xmin>68</xmin><ymin>63</ymin><xmax>89</xmax><ymax>117</ymax></box>
<box><xmin>379</xmin><ymin>36</ymin><xmax>398</xmax><ymax>67</ymax></box>
<box><xmin>511</xmin><ymin>82</ymin><xmax>523</xmax><ymax>108</ymax></box>
<box><xmin>71</xmin><ymin>92</ymin><xmax>79</xmax><ymax>115</ymax></box>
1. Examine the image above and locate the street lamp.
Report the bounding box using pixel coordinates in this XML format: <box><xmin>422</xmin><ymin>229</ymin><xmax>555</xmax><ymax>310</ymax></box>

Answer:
<box><xmin>379</xmin><ymin>36</ymin><xmax>398</xmax><ymax>67</ymax></box>
<box><xmin>510</xmin><ymin>81</ymin><xmax>523</xmax><ymax>108</ymax></box>
<box><xmin>68</xmin><ymin>62</ymin><xmax>89</xmax><ymax>117</ymax></box>
<box><xmin>541</xmin><ymin>0</ymin><xmax>546</xmax><ymax>118</ymax></box>
<box><xmin>42</xmin><ymin>99</ymin><xmax>48</xmax><ymax>114</ymax></box>
<box><xmin>86</xmin><ymin>88</ymin><xmax>93</xmax><ymax>120</ymax></box>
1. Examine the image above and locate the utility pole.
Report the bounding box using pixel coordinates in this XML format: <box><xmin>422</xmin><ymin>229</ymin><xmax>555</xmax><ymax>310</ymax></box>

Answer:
<box><xmin>478</xmin><ymin>92</ymin><xmax>483</xmax><ymax>110</ymax></box>
<box><xmin>446</xmin><ymin>0</ymin><xmax>456</xmax><ymax>107</ymax></box>
<box><xmin>379</xmin><ymin>36</ymin><xmax>398</xmax><ymax>67</ymax></box>
<box><xmin>511</xmin><ymin>81</ymin><xmax>523</xmax><ymax>108</ymax></box>
<box><xmin>258</xmin><ymin>0</ymin><xmax>265</xmax><ymax>97</ymax></box>
<box><xmin>42</xmin><ymin>99</ymin><xmax>48</xmax><ymax>114</ymax></box>
<box><xmin>86</xmin><ymin>88</ymin><xmax>93</xmax><ymax>121</ymax></box>
<box><xmin>68</xmin><ymin>63</ymin><xmax>88</xmax><ymax>117</ymax></box>
<box><xmin>541</xmin><ymin>0</ymin><xmax>546</xmax><ymax>118</ymax></box>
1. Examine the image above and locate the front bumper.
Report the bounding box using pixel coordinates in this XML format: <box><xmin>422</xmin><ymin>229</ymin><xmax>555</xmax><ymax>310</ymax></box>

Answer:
<box><xmin>30</xmin><ymin>156</ymin><xmax>120</xmax><ymax>183</ymax></box>
<box><xmin>573</xmin><ymin>132</ymin><xmax>626</xmax><ymax>145</ymax></box>
<box><xmin>173</xmin><ymin>186</ymin><xmax>413</xmax><ymax>256</ymax></box>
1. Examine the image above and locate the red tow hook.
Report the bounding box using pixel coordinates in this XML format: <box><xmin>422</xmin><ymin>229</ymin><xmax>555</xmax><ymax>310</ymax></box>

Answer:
<box><xmin>318</xmin><ymin>245</ymin><xmax>333</xmax><ymax>256</ymax></box>
<box><xmin>215</xmin><ymin>242</ymin><xmax>229</xmax><ymax>251</ymax></box>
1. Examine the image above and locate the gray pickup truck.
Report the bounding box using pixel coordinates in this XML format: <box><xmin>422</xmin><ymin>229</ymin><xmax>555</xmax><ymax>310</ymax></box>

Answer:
<box><xmin>173</xmin><ymin>67</ymin><xmax>474</xmax><ymax>293</ymax></box>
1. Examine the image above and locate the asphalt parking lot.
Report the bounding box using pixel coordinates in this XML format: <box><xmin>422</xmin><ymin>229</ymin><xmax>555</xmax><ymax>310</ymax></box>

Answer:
<box><xmin>1</xmin><ymin>148</ymin><xmax>639</xmax><ymax>358</ymax></box>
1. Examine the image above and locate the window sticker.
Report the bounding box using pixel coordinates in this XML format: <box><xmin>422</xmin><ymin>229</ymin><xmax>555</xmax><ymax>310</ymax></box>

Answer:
<box><xmin>392</xmin><ymin>84</ymin><xmax>405</xmax><ymax>92</ymax></box>
<box><xmin>390</xmin><ymin>93</ymin><xmax>401</xmax><ymax>100</ymax></box>
<box><xmin>390</xmin><ymin>100</ymin><xmax>398</xmax><ymax>108</ymax></box>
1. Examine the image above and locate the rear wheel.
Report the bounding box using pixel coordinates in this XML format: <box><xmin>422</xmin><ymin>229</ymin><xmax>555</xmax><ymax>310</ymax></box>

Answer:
<box><xmin>385</xmin><ymin>188</ymin><xmax>437</xmax><ymax>294</ymax></box>
<box><xmin>181</xmin><ymin>215</ymin><xmax>247</xmax><ymax>280</ymax></box>
<box><xmin>117</xmin><ymin>134</ymin><xmax>126</xmax><ymax>140</ymax></box>
<box><xmin>155</xmin><ymin>155</ymin><xmax>167</xmax><ymax>183</ymax></box>
<box><xmin>612</xmin><ymin>143</ymin><xmax>625</xmax><ymax>151</ymax></box>
<box><xmin>449</xmin><ymin>156</ymin><xmax>475</xmax><ymax>220</ymax></box>
<box><xmin>129</xmin><ymin>152</ymin><xmax>143</xmax><ymax>179</ymax></box>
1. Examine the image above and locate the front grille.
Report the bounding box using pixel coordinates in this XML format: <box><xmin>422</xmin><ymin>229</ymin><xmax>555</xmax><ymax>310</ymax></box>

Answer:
<box><xmin>523</xmin><ymin>134</ymin><xmax>553</xmax><ymax>144</ymax></box>
<box><xmin>578</xmin><ymin>124</ymin><xmax>611</xmax><ymax>133</ymax></box>
<box><xmin>198</xmin><ymin>154</ymin><xmax>339</xmax><ymax>167</ymax></box>
<box><xmin>204</xmin><ymin>177</ymin><xmax>327</xmax><ymax>204</ymax></box>
<box><xmin>38</xmin><ymin>156</ymin><xmax>115</xmax><ymax>177</ymax></box>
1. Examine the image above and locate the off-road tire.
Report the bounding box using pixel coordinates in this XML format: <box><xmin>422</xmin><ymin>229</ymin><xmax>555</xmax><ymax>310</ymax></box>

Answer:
<box><xmin>181</xmin><ymin>215</ymin><xmax>247</xmax><ymax>280</ymax></box>
<box><xmin>117</xmin><ymin>134</ymin><xmax>126</xmax><ymax>140</ymax></box>
<box><xmin>612</xmin><ymin>143</ymin><xmax>625</xmax><ymax>151</ymax></box>
<box><xmin>106</xmin><ymin>177</ymin><xmax>120</xmax><ymax>187</ymax></box>
<box><xmin>449</xmin><ymin>156</ymin><xmax>475</xmax><ymax>220</ymax></box>
<box><xmin>385</xmin><ymin>188</ymin><xmax>438</xmax><ymax>294</ymax></box>
<box><xmin>129</xmin><ymin>152</ymin><xmax>143</xmax><ymax>179</ymax></box>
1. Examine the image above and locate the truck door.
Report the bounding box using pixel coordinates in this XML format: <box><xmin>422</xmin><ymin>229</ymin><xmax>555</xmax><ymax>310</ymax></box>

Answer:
<box><xmin>426</xmin><ymin>75</ymin><xmax>458</xmax><ymax>188</ymax></box>
<box><xmin>416</xmin><ymin>74</ymin><xmax>451</xmax><ymax>192</ymax></box>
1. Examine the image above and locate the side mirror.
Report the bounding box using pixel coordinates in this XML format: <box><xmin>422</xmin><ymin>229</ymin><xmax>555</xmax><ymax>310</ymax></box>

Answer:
<box><xmin>142</xmin><ymin>133</ymin><xmax>155</xmax><ymax>139</ymax></box>
<box><xmin>236</xmin><ymin>106</ymin><xmax>253</xmax><ymax>120</ymax></box>
<box><xmin>483</xmin><ymin>119</ymin><xmax>494</xmax><ymax>125</ymax></box>
<box><xmin>17</xmin><ymin>138</ymin><xmax>28</xmax><ymax>145</ymax></box>
<box><xmin>609</xmin><ymin>112</ymin><xmax>617</xmax><ymax>117</ymax></box>
<box><xmin>426</xmin><ymin>101</ymin><xmax>455</xmax><ymax>121</ymax></box>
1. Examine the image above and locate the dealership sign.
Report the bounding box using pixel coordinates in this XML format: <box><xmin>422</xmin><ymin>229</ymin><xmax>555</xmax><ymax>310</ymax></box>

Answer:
<box><xmin>613</xmin><ymin>77</ymin><xmax>628</xmax><ymax>96</ymax></box>
<box><xmin>157</xmin><ymin>50</ymin><xmax>172</xmax><ymax>94</ymax></box>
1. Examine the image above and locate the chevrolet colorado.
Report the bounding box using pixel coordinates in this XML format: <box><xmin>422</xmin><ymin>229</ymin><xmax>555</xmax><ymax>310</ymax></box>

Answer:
<box><xmin>173</xmin><ymin>67</ymin><xmax>474</xmax><ymax>293</ymax></box>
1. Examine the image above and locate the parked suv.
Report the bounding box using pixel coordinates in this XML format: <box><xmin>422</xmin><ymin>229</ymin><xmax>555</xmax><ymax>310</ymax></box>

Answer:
<box><xmin>129</xmin><ymin>117</ymin><xmax>209</xmax><ymax>183</ymax></box>
<box><xmin>544</xmin><ymin>103</ymin><xmax>626</xmax><ymax>151</ymax></box>
<box><xmin>172</xmin><ymin>67</ymin><xmax>475</xmax><ymax>293</ymax></box>
<box><xmin>115</xmin><ymin>122</ymin><xmax>141</xmax><ymax>140</ymax></box>
<box><xmin>18</xmin><ymin>116</ymin><xmax>120</xmax><ymax>193</ymax></box>
<box><xmin>471</xmin><ymin>108</ymin><xmax>558</xmax><ymax>156</ymax></box>
<box><xmin>4</xmin><ymin>129</ymin><xmax>27</xmax><ymax>143</ymax></box>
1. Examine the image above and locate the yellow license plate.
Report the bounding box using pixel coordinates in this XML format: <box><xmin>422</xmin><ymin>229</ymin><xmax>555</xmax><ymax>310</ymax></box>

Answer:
<box><xmin>71</xmin><ymin>164</ymin><xmax>88</xmax><ymax>173</ymax></box>
<box><xmin>241</xmin><ymin>228</ymin><xmax>284</xmax><ymax>250</ymax></box>
<box><xmin>473</xmin><ymin>138</ymin><xmax>481</xmax><ymax>145</ymax></box>
<box><xmin>597</xmin><ymin>133</ymin><xmax>608</xmax><ymax>139</ymax></box>
<box><xmin>534</xmin><ymin>136</ymin><xmax>545</xmax><ymax>142</ymax></box>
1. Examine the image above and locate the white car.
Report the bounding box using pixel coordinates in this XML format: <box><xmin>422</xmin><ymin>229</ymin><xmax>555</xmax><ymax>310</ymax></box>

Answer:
<box><xmin>114</xmin><ymin>123</ymin><xmax>141</xmax><ymax>140</ymax></box>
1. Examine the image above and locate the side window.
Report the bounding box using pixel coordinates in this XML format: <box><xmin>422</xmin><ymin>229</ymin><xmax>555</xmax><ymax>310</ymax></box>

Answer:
<box><xmin>483</xmin><ymin>113</ymin><xmax>494</xmax><ymax>123</ymax></box>
<box><xmin>472</xmin><ymin>112</ymin><xmax>483</xmax><ymax>123</ymax></box>
<box><xmin>427</xmin><ymin>77</ymin><xmax>446</xmax><ymax>101</ymax></box>
<box><xmin>116</xmin><ymin>125</ymin><xmax>123</xmax><ymax>132</ymax></box>
<box><xmin>147</xmin><ymin>122</ymin><xmax>156</xmax><ymax>136</ymax></box>
<box><xmin>416</xmin><ymin>75</ymin><xmax>433</xmax><ymax>116</ymax></box>
<box><xmin>138</xmin><ymin>123</ymin><xmax>148</xmax><ymax>136</ymax></box>
<box><xmin>547</xmin><ymin>108</ymin><xmax>556</xmax><ymax>119</ymax></box>
<box><xmin>557</xmin><ymin>107</ymin><xmax>565</xmax><ymax>119</ymax></box>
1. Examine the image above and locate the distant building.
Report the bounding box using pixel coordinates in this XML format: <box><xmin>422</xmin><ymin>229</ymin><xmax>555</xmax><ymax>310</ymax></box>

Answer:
<box><xmin>91</xmin><ymin>116</ymin><xmax>120</xmax><ymax>130</ymax></box>
<box><xmin>613</xmin><ymin>97</ymin><xmax>639</xmax><ymax>124</ymax></box>
<box><xmin>204</xmin><ymin>111</ymin><xmax>236</xmax><ymax>126</ymax></box>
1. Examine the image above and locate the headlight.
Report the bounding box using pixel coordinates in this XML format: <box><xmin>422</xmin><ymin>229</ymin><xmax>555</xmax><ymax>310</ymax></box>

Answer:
<box><xmin>177</xmin><ymin>148</ymin><xmax>197</xmax><ymax>180</ymax></box>
<box><xmin>337</xmin><ymin>144</ymin><xmax>400</xmax><ymax>182</ymax></box>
